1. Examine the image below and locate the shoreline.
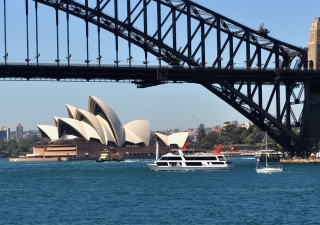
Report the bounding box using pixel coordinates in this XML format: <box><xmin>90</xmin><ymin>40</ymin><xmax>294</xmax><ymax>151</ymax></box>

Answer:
<box><xmin>280</xmin><ymin>158</ymin><xmax>319</xmax><ymax>164</ymax></box>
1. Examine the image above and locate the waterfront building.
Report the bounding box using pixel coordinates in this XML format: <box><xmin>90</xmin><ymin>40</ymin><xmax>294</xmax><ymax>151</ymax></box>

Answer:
<box><xmin>172</xmin><ymin>128</ymin><xmax>180</xmax><ymax>133</ymax></box>
<box><xmin>231</xmin><ymin>120</ymin><xmax>238</xmax><ymax>126</ymax></box>
<box><xmin>0</xmin><ymin>126</ymin><xmax>6</xmax><ymax>141</ymax></box>
<box><xmin>16</xmin><ymin>124</ymin><xmax>23</xmax><ymax>141</ymax></box>
<box><xmin>6</xmin><ymin>127</ymin><xmax>10</xmax><ymax>141</ymax></box>
<box><xmin>23</xmin><ymin>131</ymin><xmax>39</xmax><ymax>140</ymax></box>
<box><xmin>204</xmin><ymin>127</ymin><xmax>212</xmax><ymax>133</ymax></box>
<box><xmin>34</xmin><ymin>96</ymin><xmax>150</xmax><ymax>159</ymax></box>
<box><xmin>308</xmin><ymin>17</ymin><xmax>320</xmax><ymax>69</ymax></box>
<box><xmin>222</xmin><ymin>121</ymin><xmax>232</xmax><ymax>127</ymax></box>
<box><xmin>211</xmin><ymin>124</ymin><xmax>221</xmax><ymax>131</ymax></box>
<box><xmin>241</xmin><ymin>122</ymin><xmax>251</xmax><ymax>129</ymax></box>
<box><xmin>0</xmin><ymin>126</ymin><xmax>11</xmax><ymax>141</ymax></box>
<box><xmin>188</xmin><ymin>130</ymin><xmax>197</xmax><ymax>142</ymax></box>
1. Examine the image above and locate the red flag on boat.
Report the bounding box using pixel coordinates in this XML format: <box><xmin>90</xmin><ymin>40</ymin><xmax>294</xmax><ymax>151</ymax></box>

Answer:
<box><xmin>182</xmin><ymin>139</ymin><xmax>190</xmax><ymax>150</ymax></box>
<box><xmin>214</xmin><ymin>144</ymin><xmax>223</xmax><ymax>154</ymax></box>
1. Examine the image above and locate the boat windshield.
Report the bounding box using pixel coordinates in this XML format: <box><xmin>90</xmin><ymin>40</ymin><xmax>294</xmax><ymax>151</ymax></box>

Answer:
<box><xmin>217</xmin><ymin>156</ymin><xmax>226</xmax><ymax>161</ymax></box>
<box><xmin>182</xmin><ymin>150</ymin><xmax>209</xmax><ymax>155</ymax></box>
<box><xmin>169</xmin><ymin>150</ymin><xmax>180</xmax><ymax>155</ymax></box>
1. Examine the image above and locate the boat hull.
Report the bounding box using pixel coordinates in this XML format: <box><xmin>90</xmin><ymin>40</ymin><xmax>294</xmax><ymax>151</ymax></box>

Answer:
<box><xmin>96</xmin><ymin>158</ymin><xmax>124</xmax><ymax>162</ymax></box>
<box><xmin>256</xmin><ymin>168</ymin><xmax>284</xmax><ymax>173</ymax></box>
<box><xmin>147</xmin><ymin>163</ymin><xmax>233</xmax><ymax>171</ymax></box>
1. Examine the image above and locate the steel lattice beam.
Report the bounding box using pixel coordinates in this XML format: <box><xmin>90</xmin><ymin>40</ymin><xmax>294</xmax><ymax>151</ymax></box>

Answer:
<box><xmin>33</xmin><ymin>0</ymin><xmax>307</xmax><ymax>68</ymax></box>
<box><xmin>201</xmin><ymin>80</ymin><xmax>308</xmax><ymax>151</ymax></box>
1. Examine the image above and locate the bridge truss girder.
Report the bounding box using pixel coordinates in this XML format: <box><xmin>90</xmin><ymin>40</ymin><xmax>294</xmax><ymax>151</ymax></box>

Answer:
<box><xmin>201</xmin><ymin>79</ymin><xmax>308</xmax><ymax>152</ymax></box>
<box><xmin>33</xmin><ymin>0</ymin><xmax>307</xmax><ymax>69</ymax></box>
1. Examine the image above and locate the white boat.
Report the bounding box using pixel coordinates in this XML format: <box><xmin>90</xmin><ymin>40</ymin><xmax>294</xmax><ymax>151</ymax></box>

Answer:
<box><xmin>256</xmin><ymin>164</ymin><xmax>284</xmax><ymax>173</ymax></box>
<box><xmin>147</xmin><ymin>143</ymin><xmax>233</xmax><ymax>171</ymax></box>
<box><xmin>256</xmin><ymin>133</ymin><xmax>284</xmax><ymax>173</ymax></box>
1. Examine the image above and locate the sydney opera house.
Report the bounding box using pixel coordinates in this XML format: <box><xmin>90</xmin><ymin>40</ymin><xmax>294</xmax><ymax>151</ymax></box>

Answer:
<box><xmin>34</xmin><ymin>96</ymin><xmax>151</xmax><ymax>159</ymax></box>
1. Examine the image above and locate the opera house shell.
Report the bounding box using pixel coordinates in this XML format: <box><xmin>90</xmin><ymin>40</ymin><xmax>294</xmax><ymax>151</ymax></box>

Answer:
<box><xmin>154</xmin><ymin>132</ymin><xmax>189</xmax><ymax>148</ymax></box>
<box><xmin>34</xmin><ymin>96</ymin><xmax>150</xmax><ymax>159</ymax></box>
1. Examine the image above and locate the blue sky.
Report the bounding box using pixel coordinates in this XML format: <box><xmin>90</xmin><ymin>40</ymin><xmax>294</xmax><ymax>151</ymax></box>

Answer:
<box><xmin>0</xmin><ymin>0</ymin><xmax>319</xmax><ymax>132</ymax></box>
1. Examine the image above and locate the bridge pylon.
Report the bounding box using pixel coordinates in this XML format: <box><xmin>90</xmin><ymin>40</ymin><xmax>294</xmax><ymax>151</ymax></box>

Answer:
<box><xmin>304</xmin><ymin>18</ymin><xmax>320</xmax><ymax>155</ymax></box>
<box><xmin>308</xmin><ymin>18</ymin><xmax>320</xmax><ymax>70</ymax></box>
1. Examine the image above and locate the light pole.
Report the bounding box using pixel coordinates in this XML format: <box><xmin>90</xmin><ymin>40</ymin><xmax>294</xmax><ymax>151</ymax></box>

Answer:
<box><xmin>157</xmin><ymin>56</ymin><xmax>163</xmax><ymax>67</ymax></box>
<box><xmin>114</xmin><ymin>60</ymin><xmax>120</xmax><ymax>67</ymax></box>
<box><xmin>126</xmin><ymin>56</ymin><xmax>133</xmax><ymax>67</ymax></box>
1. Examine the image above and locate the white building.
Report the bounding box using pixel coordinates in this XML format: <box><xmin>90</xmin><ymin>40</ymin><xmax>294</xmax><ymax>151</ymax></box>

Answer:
<box><xmin>16</xmin><ymin>124</ymin><xmax>23</xmax><ymax>142</ymax></box>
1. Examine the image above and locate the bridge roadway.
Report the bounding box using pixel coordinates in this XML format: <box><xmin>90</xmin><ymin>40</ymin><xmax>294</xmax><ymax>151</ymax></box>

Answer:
<box><xmin>1</xmin><ymin>63</ymin><xmax>320</xmax><ymax>87</ymax></box>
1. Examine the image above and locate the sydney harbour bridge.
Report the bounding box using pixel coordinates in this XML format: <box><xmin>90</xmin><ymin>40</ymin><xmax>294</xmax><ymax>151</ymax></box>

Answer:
<box><xmin>0</xmin><ymin>0</ymin><xmax>320</xmax><ymax>156</ymax></box>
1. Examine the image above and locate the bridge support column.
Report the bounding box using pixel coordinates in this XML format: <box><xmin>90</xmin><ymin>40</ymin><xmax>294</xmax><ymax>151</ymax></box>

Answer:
<box><xmin>285</xmin><ymin>83</ymin><xmax>292</xmax><ymax>153</ymax></box>
<box><xmin>303</xmin><ymin>81</ymin><xmax>320</xmax><ymax>156</ymax></box>
<box><xmin>306</xmin><ymin>92</ymin><xmax>320</xmax><ymax>154</ymax></box>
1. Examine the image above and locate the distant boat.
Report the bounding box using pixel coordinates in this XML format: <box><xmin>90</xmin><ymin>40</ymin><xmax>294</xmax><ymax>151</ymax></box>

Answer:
<box><xmin>256</xmin><ymin>133</ymin><xmax>284</xmax><ymax>173</ymax></box>
<box><xmin>96</xmin><ymin>150</ymin><xmax>124</xmax><ymax>162</ymax></box>
<box><xmin>255</xmin><ymin>150</ymin><xmax>282</xmax><ymax>160</ymax></box>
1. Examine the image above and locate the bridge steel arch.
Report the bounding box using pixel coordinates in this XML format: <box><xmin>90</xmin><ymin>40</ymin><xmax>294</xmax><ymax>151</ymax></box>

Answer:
<box><xmin>24</xmin><ymin>0</ymin><xmax>311</xmax><ymax>153</ymax></box>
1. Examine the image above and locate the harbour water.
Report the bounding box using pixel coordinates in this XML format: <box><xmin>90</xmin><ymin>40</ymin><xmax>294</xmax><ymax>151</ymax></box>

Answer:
<box><xmin>0</xmin><ymin>157</ymin><xmax>319</xmax><ymax>225</ymax></box>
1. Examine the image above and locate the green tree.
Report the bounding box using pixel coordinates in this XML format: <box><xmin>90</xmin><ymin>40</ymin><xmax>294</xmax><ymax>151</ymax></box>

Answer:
<box><xmin>197</xmin><ymin>124</ymin><xmax>206</xmax><ymax>147</ymax></box>
<box><xmin>218</xmin><ymin>123</ymin><xmax>238</xmax><ymax>145</ymax></box>
<box><xmin>242</xmin><ymin>125</ymin><xmax>265</xmax><ymax>145</ymax></box>
<box><xmin>0</xmin><ymin>139</ymin><xmax>37</xmax><ymax>157</ymax></box>
<box><xmin>0</xmin><ymin>141</ymin><xmax>7</xmax><ymax>153</ymax></box>
<box><xmin>7</xmin><ymin>140</ymin><xmax>18</xmax><ymax>152</ymax></box>
<box><xmin>188</xmin><ymin>140</ymin><xmax>197</xmax><ymax>149</ymax></box>
<box><xmin>18</xmin><ymin>140</ymin><xmax>34</xmax><ymax>153</ymax></box>
<box><xmin>149</xmin><ymin>132</ymin><xmax>156</xmax><ymax>146</ymax></box>
<box><xmin>10</xmin><ymin>148</ymin><xmax>20</xmax><ymax>157</ymax></box>
<box><xmin>200</xmin><ymin>132</ymin><xmax>219</xmax><ymax>150</ymax></box>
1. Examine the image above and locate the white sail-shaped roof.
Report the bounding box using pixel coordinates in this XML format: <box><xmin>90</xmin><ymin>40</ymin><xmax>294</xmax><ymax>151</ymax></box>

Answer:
<box><xmin>155</xmin><ymin>132</ymin><xmax>169</xmax><ymax>146</ymax></box>
<box><xmin>124</xmin><ymin>120</ymin><xmax>150</xmax><ymax>146</ymax></box>
<box><xmin>155</xmin><ymin>132</ymin><xmax>189</xmax><ymax>148</ymax></box>
<box><xmin>53</xmin><ymin>117</ymin><xmax>59</xmax><ymax>127</ymax></box>
<box><xmin>81</xmin><ymin>121</ymin><xmax>102</xmax><ymax>143</ymax></box>
<box><xmin>168</xmin><ymin>132</ymin><xmax>189</xmax><ymax>148</ymax></box>
<box><xmin>75</xmin><ymin>109</ymin><xmax>106</xmax><ymax>144</ymax></box>
<box><xmin>124</xmin><ymin>129</ymin><xmax>144</xmax><ymax>145</ymax></box>
<box><xmin>57</xmin><ymin>118</ymin><xmax>89</xmax><ymax>141</ymax></box>
<box><xmin>37</xmin><ymin>125</ymin><xmax>59</xmax><ymax>140</ymax></box>
<box><xmin>96</xmin><ymin>115</ymin><xmax>116</xmax><ymax>144</ymax></box>
<box><xmin>66</xmin><ymin>104</ymin><xmax>77</xmax><ymax>119</ymax></box>
<box><xmin>88</xmin><ymin>95</ymin><xmax>125</xmax><ymax>146</ymax></box>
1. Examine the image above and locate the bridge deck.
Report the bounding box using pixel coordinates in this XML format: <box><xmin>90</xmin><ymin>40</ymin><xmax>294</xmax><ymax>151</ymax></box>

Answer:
<box><xmin>1</xmin><ymin>64</ymin><xmax>320</xmax><ymax>85</ymax></box>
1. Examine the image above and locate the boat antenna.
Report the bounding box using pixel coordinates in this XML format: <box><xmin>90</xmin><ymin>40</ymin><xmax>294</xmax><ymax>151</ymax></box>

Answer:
<box><xmin>193</xmin><ymin>114</ymin><xmax>199</xmax><ymax>127</ymax></box>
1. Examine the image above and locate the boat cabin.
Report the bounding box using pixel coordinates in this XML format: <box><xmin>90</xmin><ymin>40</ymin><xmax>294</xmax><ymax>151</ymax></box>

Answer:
<box><xmin>257</xmin><ymin>150</ymin><xmax>282</xmax><ymax>163</ymax></box>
